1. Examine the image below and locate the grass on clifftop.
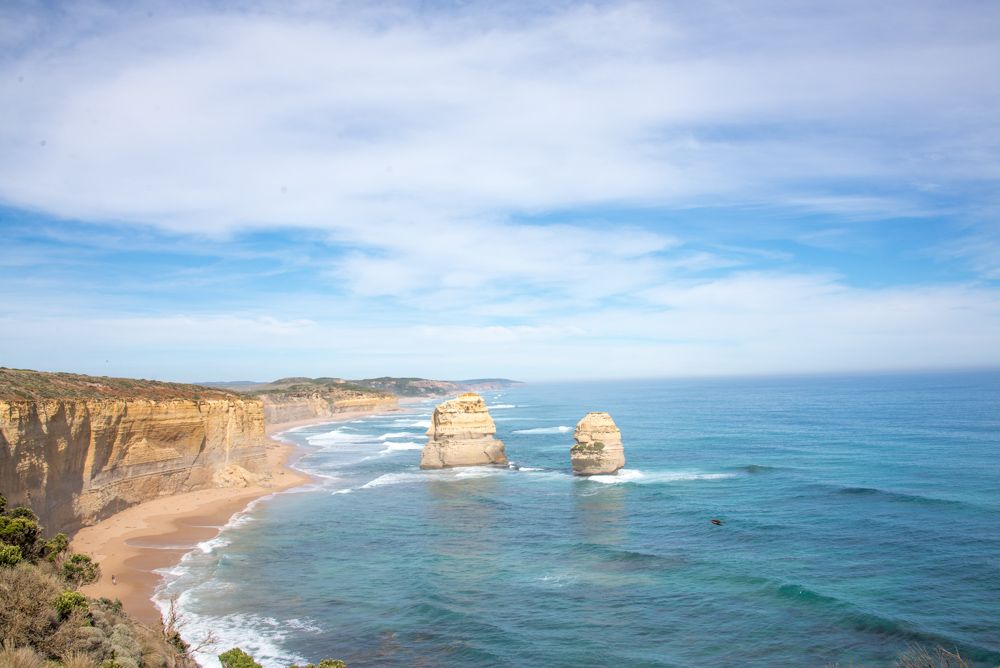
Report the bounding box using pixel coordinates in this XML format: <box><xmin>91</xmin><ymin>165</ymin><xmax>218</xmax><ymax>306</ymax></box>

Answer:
<box><xmin>0</xmin><ymin>368</ymin><xmax>241</xmax><ymax>401</ymax></box>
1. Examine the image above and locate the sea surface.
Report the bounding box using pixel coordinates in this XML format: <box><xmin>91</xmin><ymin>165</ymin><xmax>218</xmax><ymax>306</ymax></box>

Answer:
<box><xmin>156</xmin><ymin>372</ymin><xmax>1000</xmax><ymax>667</ymax></box>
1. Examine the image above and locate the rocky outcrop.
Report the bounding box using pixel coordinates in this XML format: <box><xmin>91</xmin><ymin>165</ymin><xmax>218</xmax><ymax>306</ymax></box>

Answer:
<box><xmin>571</xmin><ymin>412</ymin><xmax>625</xmax><ymax>475</ymax></box>
<box><xmin>0</xmin><ymin>397</ymin><xmax>270</xmax><ymax>533</ymax></box>
<box><xmin>420</xmin><ymin>393</ymin><xmax>507</xmax><ymax>469</ymax></box>
<box><xmin>260</xmin><ymin>393</ymin><xmax>398</xmax><ymax>425</ymax></box>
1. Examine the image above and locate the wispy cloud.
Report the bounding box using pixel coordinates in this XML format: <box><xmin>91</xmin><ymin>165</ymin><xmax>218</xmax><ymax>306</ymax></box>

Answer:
<box><xmin>1</xmin><ymin>1</ymin><xmax>999</xmax><ymax>379</ymax></box>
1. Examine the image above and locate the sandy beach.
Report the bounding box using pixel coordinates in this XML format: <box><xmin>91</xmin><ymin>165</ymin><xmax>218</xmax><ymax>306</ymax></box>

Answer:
<box><xmin>71</xmin><ymin>409</ymin><xmax>398</xmax><ymax>626</ymax></box>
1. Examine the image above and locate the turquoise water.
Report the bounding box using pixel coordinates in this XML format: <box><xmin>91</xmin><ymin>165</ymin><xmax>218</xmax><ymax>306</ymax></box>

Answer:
<box><xmin>158</xmin><ymin>372</ymin><xmax>1000</xmax><ymax>667</ymax></box>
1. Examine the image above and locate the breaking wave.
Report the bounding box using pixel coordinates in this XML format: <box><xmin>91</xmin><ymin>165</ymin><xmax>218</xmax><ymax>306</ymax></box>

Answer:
<box><xmin>585</xmin><ymin>469</ymin><xmax>737</xmax><ymax>485</ymax></box>
<box><xmin>513</xmin><ymin>425</ymin><xmax>572</xmax><ymax>434</ymax></box>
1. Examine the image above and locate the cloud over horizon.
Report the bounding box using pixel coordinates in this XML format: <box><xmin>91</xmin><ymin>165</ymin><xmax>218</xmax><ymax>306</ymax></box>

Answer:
<box><xmin>2</xmin><ymin>0</ymin><xmax>999</xmax><ymax>381</ymax></box>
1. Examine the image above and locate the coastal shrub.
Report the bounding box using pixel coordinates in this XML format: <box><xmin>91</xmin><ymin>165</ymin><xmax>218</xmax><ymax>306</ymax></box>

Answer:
<box><xmin>0</xmin><ymin>516</ymin><xmax>43</xmax><ymax>559</ymax></box>
<box><xmin>8</xmin><ymin>506</ymin><xmax>38</xmax><ymax>521</ymax></box>
<box><xmin>61</xmin><ymin>652</ymin><xmax>98</xmax><ymax>668</ymax></box>
<box><xmin>0</xmin><ymin>495</ymin><xmax>187</xmax><ymax>668</ymax></box>
<box><xmin>0</xmin><ymin>563</ymin><xmax>61</xmax><ymax>647</ymax></box>
<box><xmin>98</xmin><ymin>597</ymin><xmax>124</xmax><ymax>615</ymax></box>
<box><xmin>55</xmin><ymin>591</ymin><xmax>89</xmax><ymax>619</ymax></box>
<box><xmin>0</xmin><ymin>643</ymin><xmax>45</xmax><ymax>668</ymax></box>
<box><xmin>108</xmin><ymin>624</ymin><xmax>143</xmax><ymax>668</ymax></box>
<box><xmin>41</xmin><ymin>609</ymin><xmax>111</xmax><ymax>661</ymax></box>
<box><xmin>46</xmin><ymin>533</ymin><xmax>69</xmax><ymax>561</ymax></box>
<box><xmin>62</xmin><ymin>553</ymin><xmax>101</xmax><ymax>586</ymax></box>
<box><xmin>0</xmin><ymin>544</ymin><xmax>23</xmax><ymax>566</ymax></box>
<box><xmin>894</xmin><ymin>645</ymin><xmax>970</xmax><ymax>668</ymax></box>
<box><xmin>218</xmin><ymin>648</ymin><xmax>262</xmax><ymax>668</ymax></box>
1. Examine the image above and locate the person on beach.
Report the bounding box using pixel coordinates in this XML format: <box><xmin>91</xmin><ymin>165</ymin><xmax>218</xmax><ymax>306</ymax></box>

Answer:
<box><xmin>111</xmin><ymin>574</ymin><xmax>117</xmax><ymax>585</ymax></box>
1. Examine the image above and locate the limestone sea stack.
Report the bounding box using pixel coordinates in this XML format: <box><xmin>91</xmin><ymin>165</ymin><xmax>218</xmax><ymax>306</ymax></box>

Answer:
<box><xmin>420</xmin><ymin>393</ymin><xmax>508</xmax><ymax>469</ymax></box>
<box><xmin>571</xmin><ymin>412</ymin><xmax>625</xmax><ymax>475</ymax></box>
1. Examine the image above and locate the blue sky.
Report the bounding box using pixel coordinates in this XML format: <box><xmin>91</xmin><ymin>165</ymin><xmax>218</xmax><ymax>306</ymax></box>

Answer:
<box><xmin>2</xmin><ymin>0</ymin><xmax>999</xmax><ymax>381</ymax></box>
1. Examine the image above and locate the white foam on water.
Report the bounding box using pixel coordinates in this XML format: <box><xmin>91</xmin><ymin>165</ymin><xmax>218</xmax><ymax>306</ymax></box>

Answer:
<box><xmin>359</xmin><ymin>471</ymin><xmax>425</xmax><ymax>489</ymax></box>
<box><xmin>306</xmin><ymin>428</ymin><xmax>373</xmax><ymax>447</ymax></box>
<box><xmin>356</xmin><ymin>466</ymin><xmax>509</xmax><ymax>490</ymax></box>
<box><xmin>382</xmin><ymin>441</ymin><xmax>423</xmax><ymax>451</ymax></box>
<box><xmin>379</xmin><ymin>431</ymin><xmax>421</xmax><ymax>440</ymax></box>
<box><xmin>513</xmin><ymin>425</ymin><xmax>572</xmax><ymax>434</ymax></box>
<box><xmin>178</xmin><ymin>611</ymin><xmax>316</xmax><ymax>668</ymax></box>
<box><xmin>331</xmin><ymin>488</ymin><xmax>353</xmax><ymax>494</ymax></box>
<box><xmin>535</xmin><ymin>573</ymin><xmax>579</xmax><ymax>588</ymax></box>
<box><xmin>488</xmin><ymin>403</ymin><xmax>517</xmax><ymax>409</ymax></box>
<box><xmin>586</xmin><ymin>469</ymin><xmax>737</xmax><ymax>485</ymax></box>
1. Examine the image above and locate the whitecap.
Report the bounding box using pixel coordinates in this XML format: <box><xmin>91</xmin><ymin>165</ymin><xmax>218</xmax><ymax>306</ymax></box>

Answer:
<box><xmin>379</xmin><ymin>431</ymin><xmax>421</xmax><ymax>440</ymax></box>
<box><xmin>586</xmin><ymin>469</ymin><xmax>737</xmax><ymax>485</ymax></box>
<box><xmin>171</xmin><ymin>611</ymin><xmax>314</xmax><ymax>668</ymax></box>
<box><xmin>359</xmin><ymin>472</ymin><xmax>425</xmax><ymax>489</ymax></box>
<box><xmin>381</xmin><ymin>441</ymin><xmax>423</xmax><ymax>451</ymax></box>
<box><xmin>513</xmin><ymin>425</ymin><xmax>572</xmax><ymax>434</ymax></box>
<box><xmin>488</xmin><ymin>403</ymin><xmax>517</xmax><ymax>409</ymax></box>
<box><xmin>306</xmin><ymin>428</ymin><xmax>373</xmax><ymax>447</ymax></box>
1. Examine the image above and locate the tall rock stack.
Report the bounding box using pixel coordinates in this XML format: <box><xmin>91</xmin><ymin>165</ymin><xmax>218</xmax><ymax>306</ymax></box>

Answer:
<box><xmin>420</xmin><ymin>393</ymin><xmax>508</xmax><ymax>469</ymax></box>
<box><xmin>571</xmin><ymin>412</ymin><xmax>625</xmax><ymax>475</ymax></box>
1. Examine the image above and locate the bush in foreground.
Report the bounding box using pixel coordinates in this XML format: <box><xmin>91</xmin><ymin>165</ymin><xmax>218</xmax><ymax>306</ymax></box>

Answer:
<box><xmin>0</xmin><ymin>493</ymin><xmax>192</xmax><ymax>668</ymax></box>
<box><xmin>219</xmin><ymin>649</ymin><xmax>347</xmax><ymax>668</ymax></box>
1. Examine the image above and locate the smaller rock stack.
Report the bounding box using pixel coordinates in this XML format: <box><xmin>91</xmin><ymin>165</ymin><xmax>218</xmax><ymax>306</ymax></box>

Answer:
<box><xmin>420</xmin><ymin>393</ymin><xmax>508</xmax><ymax>469</ymax></box>
<box><xmin>571</xmin><ymin>412</ymin><xmax>625</xmax><ymax>475</ymax></box>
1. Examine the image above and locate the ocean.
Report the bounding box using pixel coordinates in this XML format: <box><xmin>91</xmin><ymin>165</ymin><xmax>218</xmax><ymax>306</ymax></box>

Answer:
<box><xmin>156</xmin><ymin>372</ymin><xmax>1000</xmax><ymax>667</ymax></box>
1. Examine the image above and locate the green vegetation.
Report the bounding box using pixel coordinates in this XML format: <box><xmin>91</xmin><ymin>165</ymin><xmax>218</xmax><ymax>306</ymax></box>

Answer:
<box><xmin>220</xmin><ymin>649</ymin><xmax>347</xmax><ymax>668</ymax></box>
<box><xmin>54</xmin><ymin>591</ymin><xmax>87</xmax><ymax>619</ymax></box>
<box><xmin>0</xmin><ymin>367</ymin><xmax>240</xmax><ymax>401</ymax></box>
<box><xmin>571</xmin><ymin>440</ymin><xmax>606</xmax><ymax>454</ymax></box>
<box><xmin>0</xmin><ymin>492</ymin><xmax>190</xmax><ymax>668</ymax></box>
<box><xmin>210</xmin><ymin>375</ymin><xmax>522</xmax><ymax>398</ymax></box>
<box><xmin>289</xmin><ymin>660</ymin><xmax>347</xmax><ymax>668</ymax></box>
<box><xmin>61</xmin><ymin>553</ymin><xmax>100</xmax><ymax>587</ymax></box>
<box><xmin>217</xmin><ymin>649</ymin><xmax>261</xmax><ymax>668</ymax></box>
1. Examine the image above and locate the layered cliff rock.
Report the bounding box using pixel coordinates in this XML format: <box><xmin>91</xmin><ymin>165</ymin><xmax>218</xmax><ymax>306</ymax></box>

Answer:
<box><xmin>260</xmin><ymin>393</ymin><xmax>398</xmax><ymax>424</ymax></box>
<box><xmin>0</xmin><ymin>369</ymin><xmax>270</xmax><ymax>533</ymax></box>
<box><xmin>571</xmin><ymin>412</ymin><xmax>625</xmax><ymax>475</ymax></box>
<box><xmin>420</xmin><ymin>393</ymin><xmax>507</xmax><ymax>469</ymax></box>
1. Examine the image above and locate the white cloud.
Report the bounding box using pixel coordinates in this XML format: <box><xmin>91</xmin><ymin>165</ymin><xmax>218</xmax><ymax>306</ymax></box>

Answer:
<box><xmin>2</xmin><ymin>2</ymin><xmax>1000</xmax><ymax>379</ymax></box>
<box><xmin>3</xmin><ymin>275</ymin><xmax>998</xmax><ymax>380</ymax></box>
<box><xmin>2</xmin><ymin>1</ymin><xmax>999</xmax><ymax>235</ymax></box>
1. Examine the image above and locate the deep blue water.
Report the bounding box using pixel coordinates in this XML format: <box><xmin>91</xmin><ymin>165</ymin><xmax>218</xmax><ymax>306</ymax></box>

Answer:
<box><xmin>158</xmin><ymin>372</ymin><xmax>1000</xmax><ymax>667</ymax></box>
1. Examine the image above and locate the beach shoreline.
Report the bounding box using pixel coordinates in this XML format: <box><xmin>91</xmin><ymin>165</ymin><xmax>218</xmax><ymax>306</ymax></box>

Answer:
<box><xmin>71</xmin><ymin>408</ymin><xmax>409</xmax><ymax>627</ymax></box>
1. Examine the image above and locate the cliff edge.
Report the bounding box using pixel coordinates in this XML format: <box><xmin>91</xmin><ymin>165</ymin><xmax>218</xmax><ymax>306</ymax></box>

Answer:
<box><xmin>0</xmin><ymin>368</ymin><xmax>270</xmax><ymax>533</ymax></box>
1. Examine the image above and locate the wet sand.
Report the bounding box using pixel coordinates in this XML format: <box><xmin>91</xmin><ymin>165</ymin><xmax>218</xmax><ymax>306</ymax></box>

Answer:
<box><xmin>71</xmin><ymin>409</ymin><xmax>397</xmax><ymax>626</ymax></box>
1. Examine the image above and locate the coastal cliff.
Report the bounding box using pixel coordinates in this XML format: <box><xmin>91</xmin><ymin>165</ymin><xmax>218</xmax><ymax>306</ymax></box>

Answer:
<box><xmin>571</xmin><ymin>412</ymin><xmax>625</xmax><ymax>475</ymax></box>
<box><xmin>206</xmin><ymin>376</ymin><xmax>400</xmax><ymax>424</ymax></box>
<box><xmin>260</xmin><ymin>393</ymin><xmax>398</xmax><ymax>424</ymax></box>
<box><xmin>420</xmin><ymin>392</ymin><xmax>507</xmax><ymax>468</ymax></box>
<box><xmin>0</xmin><ymin>369</ymin><xmax>270</xmax><ymax>533</ymax></box>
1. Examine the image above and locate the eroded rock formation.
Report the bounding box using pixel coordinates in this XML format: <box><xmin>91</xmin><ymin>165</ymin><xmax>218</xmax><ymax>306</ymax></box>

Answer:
<box><xmin>420</xmin><ymin>393</ymin><xmax>507</xmax><ymax>469</ymax></box>
<box><xmin>0</xmin><ymin>397</ymin><xmax>270</xmax><ymax>532</ymax></box>
<box><xmin>571</xmin><ymin>412</ymin><xmax>625</xmax><ymax>475</ymax></box>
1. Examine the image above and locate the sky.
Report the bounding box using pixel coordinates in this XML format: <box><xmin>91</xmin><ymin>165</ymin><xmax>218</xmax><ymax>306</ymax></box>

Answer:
<box><xmin>1</xmin><ymin>0</ymin><xmax>999</xmax><ymax>382</ymax></box>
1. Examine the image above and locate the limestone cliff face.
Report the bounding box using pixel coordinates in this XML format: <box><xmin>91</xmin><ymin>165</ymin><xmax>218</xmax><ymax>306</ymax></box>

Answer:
<box><xmin>571</xmin><ymin>412</ymin><xmax>625</xmax><ymax>475</ymax></box>
<box><xmin>260</xmin><ymin>394</ymin><xmax>398</xmax><ymax>424</ymax></box>
<box><xmin>0</xmin><ymin>398</ymin><xmax>269</xmax><ymax>533</ymax></box>
<box><xmin>420</xmin><ymin>393</ymin><xmax>507</xmax><ymax>469</ymax></box>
